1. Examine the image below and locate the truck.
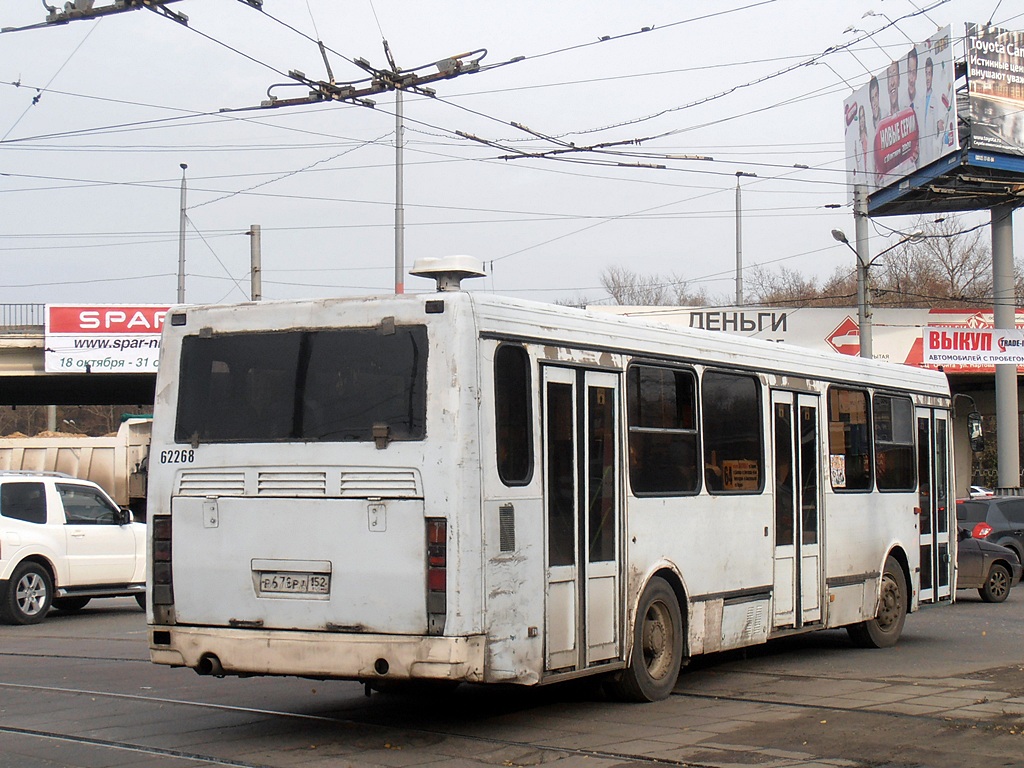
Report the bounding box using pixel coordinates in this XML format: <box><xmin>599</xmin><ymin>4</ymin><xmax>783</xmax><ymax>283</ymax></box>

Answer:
<box><xmin>0</xmin><ymin>417</ymin><xmax>152</xmax><ymax>520</ymax></box>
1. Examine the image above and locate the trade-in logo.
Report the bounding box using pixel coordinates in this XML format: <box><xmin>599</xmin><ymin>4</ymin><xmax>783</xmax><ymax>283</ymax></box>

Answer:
<box><xmin>826</xmin><ymin>316</ymin><xmax>860</xmax><ymax>355</ymax></box>
<box><xmin>998</xmin><ymin>335</ymin><xmax>1023</xmax><ymax>353</ymax></box>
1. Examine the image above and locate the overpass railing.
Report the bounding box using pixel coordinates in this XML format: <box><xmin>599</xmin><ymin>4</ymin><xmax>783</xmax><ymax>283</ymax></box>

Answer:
<box><xmin>1</xmin><ymin>304</ymin><xmax>45</xmax><ymax>327</ymax></box>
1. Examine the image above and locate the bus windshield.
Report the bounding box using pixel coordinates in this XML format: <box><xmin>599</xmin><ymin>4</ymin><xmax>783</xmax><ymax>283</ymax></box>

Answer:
<box><xmin>174</xmin><ymin>326</ymin><xmax>427</xmax><ymax>444</ymax></box>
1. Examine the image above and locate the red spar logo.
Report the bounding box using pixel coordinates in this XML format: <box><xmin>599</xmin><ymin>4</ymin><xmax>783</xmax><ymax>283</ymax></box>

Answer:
<box><xmin>48</xmin><ymin>306</ymin><xmax>169</xmax><ymax>334</ymax></box>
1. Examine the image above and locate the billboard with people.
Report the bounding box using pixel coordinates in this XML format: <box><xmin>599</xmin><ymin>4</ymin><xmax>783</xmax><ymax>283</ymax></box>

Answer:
<box><xmin>967</xmin><ymin>22</ymin><xmax>1024</xmax><ymax>157</ymax></box>
<box><xmin>843</xmin><ymin>26</ymin><xmax>958</xmax><ymax>194</ymax></box>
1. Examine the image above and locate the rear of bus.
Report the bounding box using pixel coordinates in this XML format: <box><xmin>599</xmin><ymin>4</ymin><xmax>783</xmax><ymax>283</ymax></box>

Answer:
<box><xmin>146</xmin><ymin>292</ymin><xmax>487</xmax><ymax>684</ymax></box>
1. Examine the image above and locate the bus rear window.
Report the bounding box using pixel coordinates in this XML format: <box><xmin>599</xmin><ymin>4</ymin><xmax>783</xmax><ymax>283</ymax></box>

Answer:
<box><xmin>175</xmin><ymin>327</ymin><xmax>427</xmax><ymax>444</ymax></box>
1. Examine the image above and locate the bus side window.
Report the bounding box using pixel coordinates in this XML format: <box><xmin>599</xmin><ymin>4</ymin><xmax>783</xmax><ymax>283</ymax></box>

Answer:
<box><xmin>828</xmin><ymin>387</ymin><xmax>872</xmax><ymax>491</ymax></box>
<box><xmin>701</xmin><ymin>371</ymin><xmax>763</xmax><ymax>494</ymax></box>
<box><xmin>495</xmin><ymin>344</ymin><xmax>533</xmax><ymax>485</ymax></box>
<box><xmin>626</xmin><ymin>365</ymin><xmax>699</xmax><ymax>495</ymax></box>
<box><xmin>873</xmin><ymin>395</ymin><xmax>915</xmax><ymax>491</ymax></box>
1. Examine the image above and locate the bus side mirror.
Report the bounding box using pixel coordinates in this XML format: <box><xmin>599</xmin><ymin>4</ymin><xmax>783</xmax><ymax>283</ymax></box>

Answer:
<box><xmin>968</xmin><ymin>411</ymin><xmax>984</xmax><ymax>453</ymax></box>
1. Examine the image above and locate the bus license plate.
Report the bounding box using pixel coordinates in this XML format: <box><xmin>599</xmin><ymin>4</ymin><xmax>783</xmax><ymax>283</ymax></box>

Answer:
<box><xmin>258</xmin><ymin>572</ymin><xmax>331</xmax><ymax>595</ymax></box>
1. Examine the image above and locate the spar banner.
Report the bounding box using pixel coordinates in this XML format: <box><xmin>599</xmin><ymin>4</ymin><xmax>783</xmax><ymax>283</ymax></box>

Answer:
<box><xmin>966</xmin><ymin>22</ymin><xmax>1024</xmax><ymax>157</ymax></box>
<box><xmin>843</xmin><ymin>26</ymin><xmax>957</xmax><ymax>195</ymax></box>
<box><xmin>44</xmin><ymin>305</ymin><xmax>170</xmax><ymax>373</ymax></box>
<box><xmin>924</xmin><ymin>327</ymin><xmax>1024</xmax><ymax>366</ymax></box>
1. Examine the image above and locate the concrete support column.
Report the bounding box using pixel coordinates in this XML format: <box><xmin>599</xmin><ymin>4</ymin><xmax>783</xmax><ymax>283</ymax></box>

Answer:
<box><xmin>992</xmin><ymin>203</ymin><xmax>1019</xmax><ymax>490</ymax></box>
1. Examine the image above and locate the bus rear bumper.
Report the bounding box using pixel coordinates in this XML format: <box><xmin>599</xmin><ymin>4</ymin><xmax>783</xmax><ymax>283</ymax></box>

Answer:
<box><xmin>149</xmin><ymin>625</ymin><xmax>486</xmax><ymax>682</ymax></box>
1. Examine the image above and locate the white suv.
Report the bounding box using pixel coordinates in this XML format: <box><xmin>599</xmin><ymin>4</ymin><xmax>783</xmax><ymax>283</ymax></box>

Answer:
<box><xmin>0</xmin><ymin>471</ymin><xmax>146</xmax><ymax>624</ymax></box>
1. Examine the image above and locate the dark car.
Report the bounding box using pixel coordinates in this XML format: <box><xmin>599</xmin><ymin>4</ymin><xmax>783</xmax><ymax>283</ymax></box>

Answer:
<box><xmin>957</xmin><ymin>528</ymin><xmax>1022</xmax><ymax>602</ymax></box>
<box><xmin>955</xmin><ymin>497</ymin><xmax>1024</xmax><ymax>564</ymax></box>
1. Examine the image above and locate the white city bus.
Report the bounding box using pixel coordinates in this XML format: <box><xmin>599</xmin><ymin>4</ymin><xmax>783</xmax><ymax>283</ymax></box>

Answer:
<box><xmin>147</xmin><ymin>258</ymin><xmax>954</xmax><ymax>701</ymax></box>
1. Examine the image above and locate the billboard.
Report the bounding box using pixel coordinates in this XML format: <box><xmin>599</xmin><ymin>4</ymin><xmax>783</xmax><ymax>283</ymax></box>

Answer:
<box><xmin>924</xmin><ymin>327</ymin><xmax>1024</xmax><ymax>366</ymax></box>
<box><xmin>44</xmin><ymin>305</ymin><xmax>169</xmax><ymax>374</ymax></box>
<box><xmin>967</xmin><ymin>22</ymin><xmax>1024</xmax><ymax>157</ymax></box>
<box><xmin>591</xmin><ymin>305</ymin><xmax>1024</xmax><ymax>373</ymax></box>
<box><xmin>843</xmin><ymin>26</ymin><xmax>958</xmax><ymax>195</ymax></box>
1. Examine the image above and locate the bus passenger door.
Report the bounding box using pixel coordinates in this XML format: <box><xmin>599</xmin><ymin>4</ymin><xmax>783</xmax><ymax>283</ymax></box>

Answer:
<box><xmin>542</xmin><ymin>366</ymin><xmax>621</xmax><ymax>673</ymax></box>
<box><xmin>917</xmin><ymin>409</ymin><xmax>952</xmax><ymax>603</ymax></box>
<box><xmin>771</xmin><ymin>391</ymin><xmax>822</xmax><ymax>629</ymax></box>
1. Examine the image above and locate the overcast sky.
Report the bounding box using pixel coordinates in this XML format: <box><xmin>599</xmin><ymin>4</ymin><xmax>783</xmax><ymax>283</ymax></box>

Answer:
<box><xmin>1</xmin><ymin>0</ymin><xmax>1021</xmax><ymax>308</ymax></box>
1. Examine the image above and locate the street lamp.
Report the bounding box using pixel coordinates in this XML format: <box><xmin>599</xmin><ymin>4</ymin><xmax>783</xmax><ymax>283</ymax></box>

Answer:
<box><xmin>843</xmin><ymin>26</ymin><xmax>890</xmax><ymax>58</ymax></box>
<box><xmin>177</xmin><ymin>163</ymin><xmax>188</xmax><ymax>304</ymax></box>
<box><xmin>832</xmin><ymin>228</ymin><xmax>923</xmax><ymax>358</ymax></box>
<box><xmin>735</xmin><ymin>171</ymin><xmax>756</xmax><ymax>305</ymax></box>
<box><xmin>861</xmin><ymin>11</ymin><xmax>917</xmax><ymax>45</ymax></box>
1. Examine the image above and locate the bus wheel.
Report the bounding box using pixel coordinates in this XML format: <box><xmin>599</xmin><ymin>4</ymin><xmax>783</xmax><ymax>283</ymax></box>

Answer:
<box><xmin>847</xmin><ymin>556</ymin><xmax>907</xmax><ymax>648</ymax></box>
<box><xmin>608</xmin><ymin>577</ymin><xmax>683</xmax><ymax>702</ymax></box>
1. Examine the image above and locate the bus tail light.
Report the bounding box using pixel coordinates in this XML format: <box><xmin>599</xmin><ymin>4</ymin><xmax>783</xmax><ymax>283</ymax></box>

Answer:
<box><xmin>152</xmin><ymin>515</ymin><xmax>174</xmax><ymax>606</ymax></box>
<box><xmin>426</xmin><ymin>518</ymin><xmax>446</xmax><ymax>635</ymax></box>
<box><xmin>972</xmin><ymin>522</ymin><xmax>993</xmax><ymax>539</ymax></box>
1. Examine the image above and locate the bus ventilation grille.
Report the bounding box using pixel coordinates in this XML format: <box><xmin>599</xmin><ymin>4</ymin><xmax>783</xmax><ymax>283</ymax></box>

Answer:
<box><xmin>258</xmin><ymin>471</ymin><xmax>328</xmax><ymax>496</ymax></box>
<box><xmin>339</xmin><ymin>470</ymin><xmax>420</xmax><ymax>498</ymax></box>
<box><xmin>177</xmin><ymin>470</ymin><xmax>246</xmax><ymax>496</ymax></box>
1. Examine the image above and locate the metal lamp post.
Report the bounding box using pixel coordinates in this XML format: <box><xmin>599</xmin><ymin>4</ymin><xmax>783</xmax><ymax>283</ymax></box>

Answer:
<box><xmin>735</xmin><ymin>171</ymin><xmax>756</xmax><ymax>305</ymax></box>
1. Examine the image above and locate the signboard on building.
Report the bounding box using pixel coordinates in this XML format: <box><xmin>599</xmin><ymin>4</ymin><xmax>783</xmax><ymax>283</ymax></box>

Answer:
<box><xmin>966</xmin><ymin>22</ymin><xmax>1024</xmax><ymax>157</ymax></box>
<box><xmin>44</xmin><ymin>305</ymin><xmax>169</xmax><ymax>374</ymax></box>
<box><xmin>592</xmin><ymin>305</ymin><xmax>1024</xmax><ymax>373</ymax></box>
<box><xmin>843</xmin><ymin>26</ymin><xmax>958</xmax><ymax>195</ymax></box>
<box><xmin>924</xmin><ymin>326</ymin><xmax>1024</xmax><ymax>366</ymax></box>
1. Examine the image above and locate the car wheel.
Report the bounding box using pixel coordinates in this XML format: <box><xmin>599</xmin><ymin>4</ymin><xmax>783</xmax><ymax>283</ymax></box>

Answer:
<box><xmin>607</xmin><ymin>577</ymin><xmax>684</xmax><ymax>702</ymax></box>
<box><xmin>51</xmin><ymin>596</ymin><xmax>91</xmax><ymax>613</ymax></box>
<box><xmin>0</xmin><ymin>561</ymin><xmax>53</xmax><ymax>625</ymax></box>
<box><xmin>979</xmin><ymin>563</ymin><xmax>1012</xmax><ymax>603</ymax></box>
<box><xmin>848</xmin><ymin>556</ymin><xmax>907</xmax><ymax>648</ymax></box>
<box><xmin>135</xmin><ymin>592</ymin><xmax>146</xmax><ymax>611</ymax></box>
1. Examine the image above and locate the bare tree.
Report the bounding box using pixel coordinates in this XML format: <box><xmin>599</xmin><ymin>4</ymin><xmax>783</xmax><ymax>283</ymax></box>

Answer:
<box><xmin>873</xmin><ymin>216</ymin><xmax>995</xmax><ymax>308</ymax></box>
<box><xmin>747</xmin><ymin>265</ymin><xmax>857</xmax><ymax>307</ymax></box>
<box><xmin>748</xmin><ymin>214</ymin><xmax>1021</xmax><ymax>310</ymax></box>
<box><xmin>601</xmin><ymin>266</ymin><xmax>711</xmax><ymax>306</ymax></box>
<box><xmin>747</xmin><ymin>265</ymin><xmax>816</xmax><ymax>305</ymax></box>
<box><xmin>0</xmin><ymin>404</ymin><xmax>149</xmax><ymax>437</ymax></box>
<box><xmin>599</xmin><ymin>214</ymin><xmax>1020</xmax><ymax>312</ymax></box>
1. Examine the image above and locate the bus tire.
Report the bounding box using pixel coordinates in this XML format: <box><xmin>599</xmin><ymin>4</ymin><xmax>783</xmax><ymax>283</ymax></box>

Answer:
<box><xmin>608</xmin><ymin>577</ymin><xmax>683</xmax><ymax>702</ymax></box>
<box><xmin>847</xmin><ymin>556</ymin><xmax>907</xmax><ymax>648</ymax></box>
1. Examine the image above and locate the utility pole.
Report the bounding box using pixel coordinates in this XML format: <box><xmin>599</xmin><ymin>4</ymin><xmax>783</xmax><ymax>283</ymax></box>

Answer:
<box><xmin>393</xmin><ymin>88</ymin><xmax>405</xmax><ymax>294</ymax></box>
<box><xmin>853</xmin><ymin>184</ymin><xmax>872</xmax><ymax>358</ymax></box>
<box><xmin>991</xmin><ymin>203</ymin><xmax>1019</xmax><ymax>490</ymax></box>
<box><xmin>246</xmin><ymin>48</ymin><xmax>482</xmax><ymax>294</ymax></box>
<box><xmin>735</xmin><ymin>171</ymin><xmax>756</xmax><ymax>305</ymax></box>
<box><xmin>177</xmin><ymin>163</ymin><xmax>188</xmax><ymax>304</ymax></box>
<box><xmin>385</xmin><ymin>40</ymin><xmax>406</xmax><ymax>296</ymax></box>
<box><xmin>248</xmin><ymin>224</ymin><xmax>262</xmax><ymax>301</ymax></box>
